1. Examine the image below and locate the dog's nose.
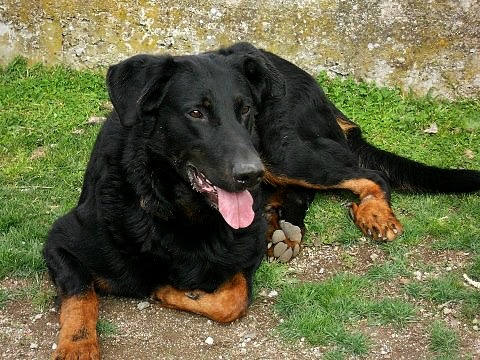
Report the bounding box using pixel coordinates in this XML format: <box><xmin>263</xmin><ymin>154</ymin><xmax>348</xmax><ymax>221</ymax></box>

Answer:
<box><xmin>233</xmin><ymin>163</ymin><xmax>264</xmax><ymax>188</ymax></box>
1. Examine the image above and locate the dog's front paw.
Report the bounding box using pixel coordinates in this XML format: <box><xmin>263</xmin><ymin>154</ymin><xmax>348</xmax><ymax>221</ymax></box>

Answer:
<box><xmin>267</xmin><ymin>220</ymin><xmax>302</xmax><ymax>263</ymax></box>
<box><xmin>348</xmin><ymin>199</ymin><xmax>403</xmax><ymax>241</ymax></box>
<box><xmin>53</xmin><ymin>339</ymin><xmax>100</xmax><ymax>360</ymax></box>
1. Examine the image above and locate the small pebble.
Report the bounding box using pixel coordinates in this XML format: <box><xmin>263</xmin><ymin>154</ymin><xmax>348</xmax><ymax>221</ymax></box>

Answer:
<box><xmin>473</xmin><ymin>325</ymin><xmax>479</xmax><ymax>331</ymax></box>
<box><xmin>414</xmin><ymin>271</ymin><xmax>422</xmax><ymax>280</ymax></box>
<box><xmin>30</xmin><ymin>343</ymin><xmax>38</xmax><ymax>349</ymax></box>
<box><xmin>268</xmin><ymin>290</ymin><xmax>278</xmax><ymax>298</ymax></box>
<box><xmin>450</xmin><ymin>319</ymin><xmax>460</xmax><ymax>328</ymax></box>
<box><xmin>241</xmin><ymin>332</ymin><xmax>256</xmax><ymax>342</ymax></box>
<box><xmin>52</xmin><ymin>343</ymin><xmax>57</xmax><ymax>350</ymax></box>
<box><xmin>443</xmin><ymin>307</ymin><xmax>452</xmax><ymax>315</ymax></box>
<box><xmin>380</xmin><ymin>345</ymin><xmax>390</xmax><ymax>355</ymax></box>
<box><xmin>87</xmin><ymin>116</ymin><xmax>107</xmax><ymax>125</ymax></box>
<box><xmin>137</xmin><ymin>301</ymin><xmax>150</xmax><ymax>311</ymax></box>
<box><xmin>370</xmin><ymin>253</ymin><xmax>379</xmax><ymax>261</ymax></box>
<box><xmin>205</xmin><ymin>336</ymin><xmax>214</xmax><ymax>345</ymax></box>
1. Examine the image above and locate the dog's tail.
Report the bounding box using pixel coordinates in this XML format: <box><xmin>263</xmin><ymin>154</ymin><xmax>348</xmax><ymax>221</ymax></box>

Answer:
<box><xmin>339</xmin><ymin>117</ymin><xmax>480</xmax><ymax>193</ymax></box>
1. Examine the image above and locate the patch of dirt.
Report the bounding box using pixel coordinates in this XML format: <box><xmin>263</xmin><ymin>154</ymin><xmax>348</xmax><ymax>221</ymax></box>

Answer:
<box><xmin>1</xmin><ymin>244</ymin><xmax>480</xmax><ymax>359</ymax></box>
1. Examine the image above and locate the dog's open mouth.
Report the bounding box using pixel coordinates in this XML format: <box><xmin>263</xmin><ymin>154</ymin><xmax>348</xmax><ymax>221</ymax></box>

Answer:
<box><xmin>187</xmin><ymin>166</ymin><xmax>254</xmax><ymax>229</ymax></box>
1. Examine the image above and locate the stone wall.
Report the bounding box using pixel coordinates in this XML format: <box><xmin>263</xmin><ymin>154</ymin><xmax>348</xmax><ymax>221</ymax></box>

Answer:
<box><xmin>1</xmin><ymin>0</ymin><xmax>479</xmax><ymax>99</ymax></box>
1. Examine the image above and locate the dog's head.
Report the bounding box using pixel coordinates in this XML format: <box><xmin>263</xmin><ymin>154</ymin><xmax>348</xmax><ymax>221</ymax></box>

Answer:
<box><xmin>106</xmin><ymin>50</ymin><xmax>283</xmax><ymax>229</ymax></box>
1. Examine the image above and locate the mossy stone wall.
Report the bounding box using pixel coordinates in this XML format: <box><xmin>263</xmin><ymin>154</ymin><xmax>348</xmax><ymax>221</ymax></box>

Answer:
<box><xmin>1</xmin><ymin>0</ymin><xmax>479</xmax><ymax>98</ymax></box>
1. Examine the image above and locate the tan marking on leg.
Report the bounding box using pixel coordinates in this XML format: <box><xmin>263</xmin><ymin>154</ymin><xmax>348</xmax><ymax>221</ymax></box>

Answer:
<box><xmin>263</xmin><ymin>170</ymin><xmax>329</xmax><ymax>190</ymax></box>
<box><xmin>334</xmin><ymin>179</ymin><xmax>386</xmax><ymax>200</ymax></box>
<box><xmin>53</xmin><ymin>288</ymin><xmax>99</xmax><ymax>360</ymax></box>
<box><xmin>153</xmin><ymin>273</ymin><xmax>249</xmax><ymax>323</ymax></box>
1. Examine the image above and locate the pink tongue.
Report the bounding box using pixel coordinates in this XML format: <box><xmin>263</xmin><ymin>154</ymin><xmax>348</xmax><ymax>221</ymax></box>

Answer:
<box><xmin>217</xmin><ymin>188</ymin><xmax>254</xmax><ymax>229</ymax></box>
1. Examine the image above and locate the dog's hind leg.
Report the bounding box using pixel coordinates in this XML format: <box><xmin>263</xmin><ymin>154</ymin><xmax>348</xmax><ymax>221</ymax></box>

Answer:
<box><xmin>153</xmin><ymin>273</ymin><xmax>249</xmax><ymax>323</ymax></box>
<box><xmin>43</xmin><ymin>217</ymin><xmax>100</xmax><ymax>359</ymax></box>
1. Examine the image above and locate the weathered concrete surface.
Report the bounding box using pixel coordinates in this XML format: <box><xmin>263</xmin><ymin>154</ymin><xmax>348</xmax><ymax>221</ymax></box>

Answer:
<box><xmin>0</xmin><ymin>0</ymin><xmax>479</xmax><ymax>99</ymax></box>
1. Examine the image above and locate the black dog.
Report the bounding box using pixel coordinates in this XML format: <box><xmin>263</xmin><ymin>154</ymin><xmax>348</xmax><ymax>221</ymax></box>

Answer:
<box><xmin>44</xmin><ymin>43</ymin><xmax>480</xmax><ymax>359</ymax></box>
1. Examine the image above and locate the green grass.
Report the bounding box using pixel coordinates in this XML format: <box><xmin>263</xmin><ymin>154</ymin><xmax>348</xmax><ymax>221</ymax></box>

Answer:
<box><xmin>0</xmin><ymin>58</ymin><xmax>109</xmax><ymax>277</ymax></box>
<box><xmin>273</xmin><ymin>274</ymin><xmax>415</xmax><ymax>354</ymax></box>
<box><xmin>1</xmin><ymin>59</ymin><xmax>479</xmax><ymax>358</ymax></box>
<box><xmin>275</xmin><ymin>274</ymin><xmax>371</xmax><ymax>355</ymax></box>
<box><xmin>318</xmin><ymin>72</ymin><xmax>479</xmax><ymax>170</ymax></box>
<box><xmin>253</xmin><ymin>261</ymin><xmax>291</xmax><ymax>294</ymax></box>
<box><xmin>0</xmin><ymin>275</ymin><xmax>55</xmax><ymax>311</ymax></box>
<box><xmin>0</xmin><ymin>289</ymin><xmax>8</xmax><ymax>308</ymax></box>
<box><xmin>429</xmin><ymin>320</ymin><xmax>460</xmax><ymax>358</ymax></box>
<box><xmin>96</xmin><ymin>319</ymin><xmax>119</xmax><ymax>337</ymax></box>
<box><xmin>405</xmin><ymin>272</ymin><xmax>480</xmax><ymax>321</ymax></box>
<box><xmin>366</xmin><ymin>255</ymin><xmax>409</xmax><ymax>281</ymax></box>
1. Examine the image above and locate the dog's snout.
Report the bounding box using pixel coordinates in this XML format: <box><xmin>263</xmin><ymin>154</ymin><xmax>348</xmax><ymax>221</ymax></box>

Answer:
<box><xmin>233</xmin><ymin>163</ymin><xmax>264</xmax><ymax>188</ymax></box>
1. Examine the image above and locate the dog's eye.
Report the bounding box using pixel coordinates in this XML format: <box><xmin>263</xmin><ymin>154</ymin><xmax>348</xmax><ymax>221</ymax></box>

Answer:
<box><xmin>241</xmin><ymin>106</ymin><xmax>250</xmax><ymax>116</ymax></box>
<box><xmin>188</xmin><ymin>110</ymin><xmax>204</xmax><ymax>119</ymax></box>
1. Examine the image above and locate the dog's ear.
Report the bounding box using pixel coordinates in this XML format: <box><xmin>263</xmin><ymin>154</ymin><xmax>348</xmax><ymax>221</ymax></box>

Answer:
<box><xmin>223</xmin><ymin>43</ymin><xmax>286</xmax><ymax>101</ymax></box>
<box><xmin>106</xmin><ymin>54</ymin><xmax>176</xmax><ymax>126</ymax></box>
<box><xmin>242</xmin><ymin>54</ymin><xmax>286</xmax><ymax>100</ymax></box>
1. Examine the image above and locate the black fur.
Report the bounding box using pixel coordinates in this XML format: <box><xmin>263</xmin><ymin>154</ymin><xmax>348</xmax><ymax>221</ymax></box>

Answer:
<box><xmin>44</xmin><ymin>52</ymin><xmax>274</xmax><ymax>301</ymax></box>
<box><xmin>44</xmin><ymin>42</ymin><xmax>480</xmax><ymax>317</ymax></box>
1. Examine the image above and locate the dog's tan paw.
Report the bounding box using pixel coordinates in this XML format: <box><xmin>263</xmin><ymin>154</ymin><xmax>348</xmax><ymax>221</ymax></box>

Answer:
<box><xmin>348</xmin><ymin>199</ymin><xmax>403</xmax><ymax>241</ymax></box>
<box><xmin>53</xmin><ymin>340</ymin><xmax>100</xmax><ymax>360</ymax></box>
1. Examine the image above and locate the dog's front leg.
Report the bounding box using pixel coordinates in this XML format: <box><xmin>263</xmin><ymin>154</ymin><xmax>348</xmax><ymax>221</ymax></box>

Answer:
<box><xmin>153</xmin><ymin>272</ymin><xmax>249</xmax><ymax>323</ymax></box>
<box><xmin>53</xmin><ymin>287</ymin><xmax>100</xmax><ymax>360</ymax></box>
